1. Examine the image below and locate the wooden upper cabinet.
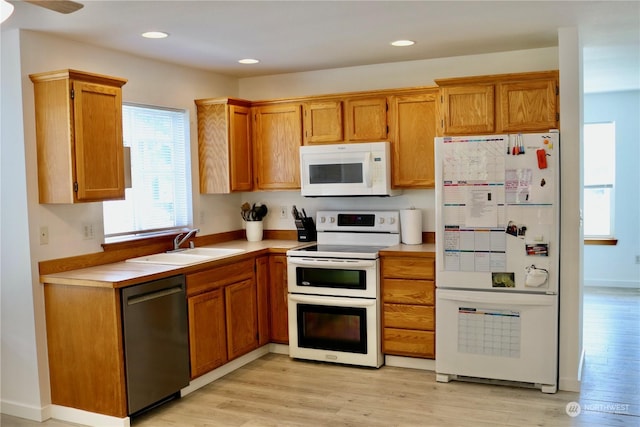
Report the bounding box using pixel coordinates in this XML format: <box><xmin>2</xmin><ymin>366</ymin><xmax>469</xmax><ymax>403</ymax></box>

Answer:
<box><xmin>388</xmin><ymin>91</ymin><xmax>438</xmax><ymax>188</ymax></box>
<box><xmin>497</xmin><ymin>75</ymin><xmax>558</xmax><ymax>132</ymax></box>
<box><xmin>303</xmin><ymin>100</ymin><xmax>343</xmax><ymax>144</ymax></box>
<box><xmin>30</xmin><ymin>69</ymin><xmax>127</xmax><ymax>203</ymax></box>
<box><xmin>253</xmin><ymin>103</ymin><xmax>302</xmax><ymax>190</ymax></box>
<box><xmin>439</xmin><ymin>84</ymin><xmax>495</xmax><ymax>135</ymax></box>
<box><xmin>436</xmin><ymin>70</ymin><xmax>559</xmax><ymax>136</ymax></box>
<box><xmin>344</xmin><ymin>96</ymin><xmax>388</xmax><ymax>141</ymax></box>
<box><xmin>195</xmin><ymin>98</ymin><xmax>252</xmax><ymax>194</ymax></box>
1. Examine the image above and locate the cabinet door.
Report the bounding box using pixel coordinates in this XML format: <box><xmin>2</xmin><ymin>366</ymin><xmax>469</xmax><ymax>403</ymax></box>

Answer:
<box><xmin>345</xmin><ymin>97</ymin><xmax>388</xmax><ymax>141</ymax></box>
<box><xmin>498</xmin><ymin>79</ymin><xmax>558</xmax><ymax>132</ymax></box>
<box><xmin>255</xmin><ymin>256</ymin><xmax>270</xmax><ymax>346</ymax></box>
<box><xmin>389</xmin><ymin>92</ymin><xmax>437</xmax><ymax>188</ymax></box>
<box><xmin>197</xmin><ymin>100</ymin><xmax>252</xmax><ymax>193</ymax></box>
<box><xmin>225</xmin><ymin>278</ymin><xmax>258</xmax><ymax>360</ymax></box>
<box><xmin>253</xmin><ymin>103</ymin><xmax>302</xmax><ymax>190</ymax></box>
<box><xmin>268</xmin><ymin>255</ymin><xmax>289</xmax><ymax>343</ymax></box>
<box><xmin>304</xmin><ymin>100</ymin><xmax>343</xmax><ymax>144</ymax></box>
<box><xmin>229</xmin><ymin>104</ymin><xmax>253</xmax><ymax>191</ymax></box>
<box><xmin>440</xmin><ymin>85</ymin><xmax>495</xmax><ymax>135</ymax></box>
<box><xmin>188</xmin><ymin>289</ymin><xmax>227</xmax><ymax>378</ymax></box>
<box><xmin>73</xmin><ymin>80</ymin><xmax>125</xmax><ymax>201</ymax></box>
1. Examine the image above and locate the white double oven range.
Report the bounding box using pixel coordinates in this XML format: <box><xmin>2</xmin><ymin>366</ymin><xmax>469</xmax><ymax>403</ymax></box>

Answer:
<box><xmin>286</xmin><ymin>210</ymin><xmax>400</xmax><ymax>368</ymax></box>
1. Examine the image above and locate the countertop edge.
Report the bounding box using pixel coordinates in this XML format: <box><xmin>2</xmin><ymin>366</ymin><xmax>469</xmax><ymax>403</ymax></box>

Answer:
<box><xmin>40</xmin><ymin>240</ymin><xmax>305</xmax><ymax>289</ymax></box>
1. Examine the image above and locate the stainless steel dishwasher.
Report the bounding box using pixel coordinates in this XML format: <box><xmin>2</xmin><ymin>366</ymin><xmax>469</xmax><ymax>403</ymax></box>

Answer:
<box><xmin>121</xmin><ymin>274</ymin><xmax>190</xmax><ymax>415</ymax></box>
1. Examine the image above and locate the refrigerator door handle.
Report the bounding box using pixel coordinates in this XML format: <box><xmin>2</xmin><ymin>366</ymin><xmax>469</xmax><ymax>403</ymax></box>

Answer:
<box><xmin>437</xmin><ymin>289</ymin><xmax>556</xmax><ymax>306</ymax></box>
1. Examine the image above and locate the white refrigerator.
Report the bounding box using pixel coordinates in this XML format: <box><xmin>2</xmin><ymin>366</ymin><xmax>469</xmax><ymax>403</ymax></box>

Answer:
<box><xmin>434</xmin><ymin>131</ymin><xmax>560</xmax><ymax>393</ymax></box>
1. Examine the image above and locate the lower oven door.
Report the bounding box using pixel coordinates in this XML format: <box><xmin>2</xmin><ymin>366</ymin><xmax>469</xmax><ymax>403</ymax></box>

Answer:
<box><xmin>288</xmin><ymin>293</ymin><xmax>382</xmax><ymax>368</ymax></box>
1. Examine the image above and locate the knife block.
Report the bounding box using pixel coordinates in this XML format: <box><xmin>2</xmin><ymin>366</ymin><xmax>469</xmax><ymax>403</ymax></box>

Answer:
<box><xmin>295</xmin><ymin>217</ymin><xmax>317</xmax><ymax>242</ymax></box>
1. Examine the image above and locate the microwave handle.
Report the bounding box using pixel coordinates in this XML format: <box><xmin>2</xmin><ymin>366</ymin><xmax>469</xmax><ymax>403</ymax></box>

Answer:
<box><xmin>363</xmin><ymin>152</ymin><xmax>372</xmax><ymax>187</ymax></box>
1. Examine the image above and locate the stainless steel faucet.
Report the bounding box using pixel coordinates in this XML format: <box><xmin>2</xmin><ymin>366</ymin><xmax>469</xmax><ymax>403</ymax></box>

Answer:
<box><xmin>173</xmin><ymin>228</ymin><xmax>200</xmax><ymax>251</ymax></box>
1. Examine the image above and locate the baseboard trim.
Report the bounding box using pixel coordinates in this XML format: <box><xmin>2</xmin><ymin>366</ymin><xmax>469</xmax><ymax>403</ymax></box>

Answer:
<box><xmin>0</xmin><ymin>399</ymin><xmax>49</xmax><ymax>422</ymax></box>
<box><xmin>385</xmin><ymin>355</ymin><xmax>435</xmax><ymax>371</ymax></box>
<box><xmin>181</xmin><ymin>345</ymin><xmax>271</xmax><ymax>396</ymax></box>
<box><xmin>49</xmin><ymin>405</ymin><xmax>129</xmax><ymax>427</ymax></box>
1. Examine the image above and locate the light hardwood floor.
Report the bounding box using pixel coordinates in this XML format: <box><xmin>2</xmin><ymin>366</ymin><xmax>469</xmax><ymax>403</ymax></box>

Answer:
<box><xmin>3</xmin><ymin>287</ymin><xmax>638</xmax><ymax>427</ymax></box>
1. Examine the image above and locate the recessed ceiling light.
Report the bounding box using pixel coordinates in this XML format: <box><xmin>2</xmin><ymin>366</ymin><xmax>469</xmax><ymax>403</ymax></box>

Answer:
<box><xmin>142</xmin><ymin>31</ymin><xmax>169</xmax><ymax>39</ymax></box>
<box><xmin>391</xmin><ymin>40</ymin><xmax>415</xmax><ymax>47</ymax></box>
<box><xmin>238</xmin><ymin>58</ymin><xmax>260</xmax><ymax>64</ymax></box>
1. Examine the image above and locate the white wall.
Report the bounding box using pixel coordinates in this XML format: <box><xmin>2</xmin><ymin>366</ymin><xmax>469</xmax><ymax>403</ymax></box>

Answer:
<box><xmin>240</xmin><ymin>47</ymin><xmax>559</xmax><ymax>100</ymax></box>
<box><xmin>1</xmin><ymin>29</ymin><xmax>49</xmax><ymax>421</ymax></box>
<box><xmin>584</xmin><ymin>90</ymin><xmax>640</xmax><ymax>288</ymax></box>
<box><xmin>557</xmin><ymin>27</ymin><xmax>584</xmax><ymax>393</ymax></box>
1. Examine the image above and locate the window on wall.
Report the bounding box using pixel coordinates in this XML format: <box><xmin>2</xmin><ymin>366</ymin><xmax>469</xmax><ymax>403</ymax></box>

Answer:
<box><xmin>583</xmin><ymin>122</ymin><xmax>615</xmax><ymax>238</ymax></box>
<box><xmin>103</xmin><ymin>103</ymin><xmax>190</xmax><ymax>241</ymax></box>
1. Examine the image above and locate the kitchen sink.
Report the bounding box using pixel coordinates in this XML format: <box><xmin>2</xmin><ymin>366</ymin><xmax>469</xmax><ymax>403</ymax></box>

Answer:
<box><xmin>182</xmin><ymin>247</ymin><xmax>244</xmax><ymax>257</ymax></box>
<box><xmin>126</xmin><ymin>247</ymin><xmax>244</xmax><ymax>266</ymax></box>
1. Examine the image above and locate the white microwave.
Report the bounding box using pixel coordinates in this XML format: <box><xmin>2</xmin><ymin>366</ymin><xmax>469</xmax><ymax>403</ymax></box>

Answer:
<box><xmin>300</xmin><ymin>141</ymin><xmax>400</xmax><ymax>197</ymax></box>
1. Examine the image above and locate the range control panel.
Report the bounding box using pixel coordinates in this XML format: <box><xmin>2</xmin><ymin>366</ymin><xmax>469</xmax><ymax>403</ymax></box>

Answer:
<box><xmin>316</xmin><ymin>210</ymin><xmax>400</xmax><ymax>233</ymax></box>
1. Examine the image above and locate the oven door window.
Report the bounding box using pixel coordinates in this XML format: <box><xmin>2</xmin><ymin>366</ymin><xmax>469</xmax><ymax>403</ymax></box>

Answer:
<box><xmin>297</xmin><ymin>304</ymin><xmax>367</xmax><ymax>354</ymax></box>
<box><xmin>296</xmin><ymin>267</ymin><xmax>366</xmax><ymax>290</ymax></box>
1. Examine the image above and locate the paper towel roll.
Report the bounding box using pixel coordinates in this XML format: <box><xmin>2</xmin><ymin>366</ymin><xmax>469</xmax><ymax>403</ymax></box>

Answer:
<box><xmin>400</xmin><ymin>209</ymin><xmax>422</xmax><ymax>245</ymax></box>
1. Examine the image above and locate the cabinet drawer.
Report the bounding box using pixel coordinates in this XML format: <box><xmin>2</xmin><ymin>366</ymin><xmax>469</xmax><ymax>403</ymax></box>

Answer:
<box><xmin>384</xmin><ymin>303</ymin><xmax>434</xmax><ymax>331</ymax></box>
<box><xmin>383</xmin><ymin>279</ymin><xmax>434</xmax><ymax>305</ymax></box>
<box><xmin>383</xmin><ymin>328</ymin><xmax>435</xmax><ymax>358</ymax></box>
<box><xmin>186</xmin><ymin>259</ymin><xmax>254</xmax><ymax>296</ymax></box>
<box><xmin>382</xmin><ymin>257</ymin><xmax>434</xmax><ymax>280</ymax></box>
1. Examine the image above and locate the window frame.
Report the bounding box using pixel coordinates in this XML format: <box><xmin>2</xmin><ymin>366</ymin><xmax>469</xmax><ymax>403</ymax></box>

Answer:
<box><xmin>102</xmin><ymin>102</ymin><xmax>192</xmax><ymax>243</ymax></box>
<box><xmin>583</xmin><ymin>121</ymin><xmax>616</xmax><ymax>243</ymax></box>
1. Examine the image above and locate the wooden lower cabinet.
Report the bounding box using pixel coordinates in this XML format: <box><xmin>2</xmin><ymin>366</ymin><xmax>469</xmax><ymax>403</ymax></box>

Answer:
<box><xmin>256</xmin><ymin>255</ymin><xmax>271</xmax><ymax>346</ymax></box>
<box><xmin>188</xmin><ymin>288</ymin><xmax>227</xmax><ymax>377</ymax></box>
<box><xmin>268</xmin><ymin>254</ymin><xmax>289</xmax><ymax>343</ymax></box>
<box><xmin>44</xmin><ymin>284</ymin><xmax>128</xmax><ymax>417</ymax></box>
<box><xmin>381</xmin><ymin>255</ymin><xmax>436</xmax><ymax>359</ymax></box>
<box><xmin>226</xmin><ymin>278</ymin><xmax>258</xmax><ymax>359</ymax></box>
<box><xmin>186</xmin><ymin>258</ymin><xmax>259</xmax><ymax>379</ymax></box>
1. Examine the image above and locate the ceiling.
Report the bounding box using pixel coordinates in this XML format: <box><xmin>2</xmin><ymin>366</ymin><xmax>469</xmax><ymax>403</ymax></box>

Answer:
<box><xmin>3</xmin><ymin>1</ymin><xmax>639</xmax><ymax>93</ymax></box>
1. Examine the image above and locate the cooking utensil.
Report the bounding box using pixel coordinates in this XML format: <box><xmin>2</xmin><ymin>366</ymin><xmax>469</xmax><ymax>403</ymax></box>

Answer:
<box><xmin>241</xmin><ymin>202</ymin><xmax>251</xmax><ymax>221</ymax></box>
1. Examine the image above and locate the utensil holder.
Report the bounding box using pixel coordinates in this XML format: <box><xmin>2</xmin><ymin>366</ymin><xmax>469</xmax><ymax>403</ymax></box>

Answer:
<box><xmin>245</xmin><ymin>221</ymin><xmax>263</xmax><ymax>242</ymax></box>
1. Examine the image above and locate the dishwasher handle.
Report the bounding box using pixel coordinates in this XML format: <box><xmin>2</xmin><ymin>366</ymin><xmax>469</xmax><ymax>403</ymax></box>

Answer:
<box><xmin>126</xmin><ymin>286</ymin><xmax>183</xmax><ymax>306</ymax></box>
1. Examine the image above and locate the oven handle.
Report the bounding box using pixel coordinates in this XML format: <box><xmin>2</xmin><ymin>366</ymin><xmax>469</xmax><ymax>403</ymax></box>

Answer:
<box><xmin>288</xmin><ymin>293</ymin><xmax>377</xmax><ymax>308</ymax></box>
<box><xmin>287</xmin><ymin>257</ymin><xmax>377</xmax><ymax>269</ymax></box>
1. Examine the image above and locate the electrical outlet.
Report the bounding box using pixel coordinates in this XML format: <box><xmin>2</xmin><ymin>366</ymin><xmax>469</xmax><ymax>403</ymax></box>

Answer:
<box><xmin>636</xmin><ymin>255</ymin><xmax>640</xmax><ymax>264</ymax></box>
<box><xmin>39</xmin><ymin>226</ymin><xmax>49</xmax><ymax>245</ymax></box>
<box><xmin>82</xmin><ymin>223</ymin><xmax>94</xmax><ymax>240</ymax></box>
<box><xmin>279</xmin><ymin>205</ymin><xmax>288</xmax><ymax>219</ymax></box>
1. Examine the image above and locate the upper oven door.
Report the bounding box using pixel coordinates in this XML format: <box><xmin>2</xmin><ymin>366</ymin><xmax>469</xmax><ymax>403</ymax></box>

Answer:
<box><xmin>287</xmin><ymin>257</ymin><xmax>379</xmax><ymax>298</ymax></box>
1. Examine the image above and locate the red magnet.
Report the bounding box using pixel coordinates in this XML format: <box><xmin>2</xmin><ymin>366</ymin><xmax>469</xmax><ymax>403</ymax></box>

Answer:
<box><xmin>537</xmin><ymin>148</ymin><xmax>547</xmax><ymax>169</ymax></box>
